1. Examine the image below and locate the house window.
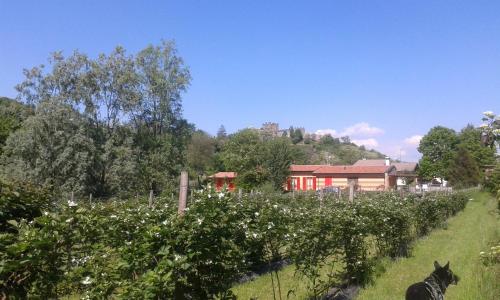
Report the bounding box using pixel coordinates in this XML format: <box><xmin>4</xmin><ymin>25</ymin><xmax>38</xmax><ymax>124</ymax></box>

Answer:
<box><xmin>306</xmin><ymin>177</ymin><xmax>313</xmax><ymax>190</ymax></box>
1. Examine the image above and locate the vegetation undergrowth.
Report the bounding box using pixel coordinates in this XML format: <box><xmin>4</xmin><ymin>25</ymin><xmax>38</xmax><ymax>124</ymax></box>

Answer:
<box><xmin>1</xmin><ymin>181</ymin><xmax>471</xmax><ymax>299</ymax></box>
<box><xmin>357</xmin><ymin>191</ymin><xmax>500</xmax><ymax>300</ymax></box>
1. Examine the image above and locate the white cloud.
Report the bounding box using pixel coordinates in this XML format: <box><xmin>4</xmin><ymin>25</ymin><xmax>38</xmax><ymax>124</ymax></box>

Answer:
<box><xmin>314</xmin><ymin>129</ymin><xmax>338</xmax><ymax>137</ymax></box>
<box><xmin>352</xmin><ymin>138</ymin><xmax>379</xmax><ymax>148</ymax></box>
<box><xmin>315</xmin><ymin>122</ymin><xmax>384</xmax><ymax>138</ymax></box>
<box><xmin>404</xmin><ymin>135</ymin><xmax>423</xmax><ymax>146</ymax></box>
<box><xmin>340</xmin><ymin>122</ymin><xmax>384</xmax><ymax>137</ymax></box>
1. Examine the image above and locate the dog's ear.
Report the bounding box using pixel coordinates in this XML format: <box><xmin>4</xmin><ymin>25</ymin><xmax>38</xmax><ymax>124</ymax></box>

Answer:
<box><xmin>444</xmin><ymin>261</ymin><xmax>449</xmax><ymax>270</ymax></box>
<box><xmin>434</xmin><ymin>261</ymin><xmax>441</xmax><ymax>269</ymax></box>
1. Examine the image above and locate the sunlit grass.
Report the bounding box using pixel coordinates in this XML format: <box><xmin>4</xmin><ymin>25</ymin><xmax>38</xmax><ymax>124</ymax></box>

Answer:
<box><xmin>357</xmin><ymin>191</ymin><xmax>500</xmax><ymax>300</ymax></box>
<box><xmin>233</xmin><ymin>192</ymin><xmax>499</xmax><ymax>300</ymax></box>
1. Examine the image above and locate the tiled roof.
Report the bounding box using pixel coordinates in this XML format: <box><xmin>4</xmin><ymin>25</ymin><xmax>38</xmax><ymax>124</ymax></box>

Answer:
<box><xmin>353</xmin><ymin>159</ymin><xmax>386</xmax><ymax>166</ymax></box>
<box><xmin>312</xmin><ymin>165</ymin><xmax>394</xmax><ymax>174</ymax></box>
<box><xmin>289</xmin><ymin>165</ymin><xmax>326</xmax><ymax>172</ymax></box>
<box><xmin>392</xmin><ymin>162</ymin><xmax>418</xmax><ymax>172</ymax></box>
<box><xmin>354</xmin><ymin>160</ymin><xmax>418</xmax><ymax>173</ymax></box>
<box><xmin>211</xmin><ymin>172</ymin><xmax>237</xmax><ymax>178</ymax></box>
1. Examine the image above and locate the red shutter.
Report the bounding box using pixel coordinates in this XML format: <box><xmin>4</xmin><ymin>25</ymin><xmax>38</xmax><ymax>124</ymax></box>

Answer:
<box><xmin>313</xmin><ymin>177</ymin><xmax>316</xmax><ymax>190</ymax></box>
<box><xmin>287</xmin><ymin>178</ymin><xmax>291</xmax><ymax>191</ymax></box>
<box><xmin>303</xmin><ymin>177</ymin><xmax>307</xmax><ymax>191</ymax></box>
<box><xmin>325</xmin><ymin>177</ymin><xmax>332</xmax><ymax>186</ymax></box>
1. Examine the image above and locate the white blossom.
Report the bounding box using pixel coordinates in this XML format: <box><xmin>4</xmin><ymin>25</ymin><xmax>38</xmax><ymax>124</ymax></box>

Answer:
<box><xmin>483</xmin><ymin>111</ymin><xmax>495</xmax><ymax>118</ymax></box>
<box><xmin>68</xmin><ymin>200</ymin><xmax>78</xmax><ymax>207</ymax></box>
<box><xmin>81</xmin><ymin>276</ymin><xmax>92</xmax><ymax>285</ymax></box>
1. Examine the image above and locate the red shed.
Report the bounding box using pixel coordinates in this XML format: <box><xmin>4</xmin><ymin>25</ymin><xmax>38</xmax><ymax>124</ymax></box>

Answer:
<box><xmin>211</xmin><ymin>172</ymin><xmax>237</xmax><ymax>192</ymax></box>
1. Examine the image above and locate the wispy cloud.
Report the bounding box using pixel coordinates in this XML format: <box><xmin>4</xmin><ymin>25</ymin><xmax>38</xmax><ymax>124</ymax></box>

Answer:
<box><xmin>341</xmin><ymin>122</ymin><xmax>384</xmax><ymax>137</ymax></box>
<box><xmin>404</xmin><ymin>135</ymin><xmax>423</xmax><ymax>146</ymax></box>
<box><xmin>352</xmin><ymin>138</ymin><xmax>379</xmax><ymax>148</ymax></box>
<box><xmin>314</xmin><ymin>129</ymin><xmax>338</xmax><ymax>137</ymax></box>
<box><xmin>315</xmin><ymin>122</ymin><xmax>384</xmax><ymax>138</ymax></box>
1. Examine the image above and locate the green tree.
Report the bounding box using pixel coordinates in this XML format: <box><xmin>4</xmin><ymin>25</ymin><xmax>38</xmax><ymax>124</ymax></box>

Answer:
<box><xmin>1</xmin><ymin>102</ymin><xmax>95</xmax><ymax>196</ymax></box>
<box><xmin>187</xmin><ymin>130</ymin><xmax>216</xmax><ymax>177</ymax></box>
<box><xmin>264</xmin><ymin>138</ymin><xmax>293</xmax><ymax>191</ymax></box>
<box><xmin>457</xmin><ymin>125</ymin><xmax>496</xmax><ymax>170</ymax></box>
<box><xmin>219</xmin><ymin>129</ymin><xmax>266</xmax><ymax>189</ymax></box>
<box><xmin>418</xmin><ymin>126</ymin><xmax>458</xmax><ymax>180</ymax></box>
<box><xmin>0</xmin><ymin>97</ymin><xmax>33</xmax><ymax>155</ymax></box>
<box><xmin>447</xmin><ymin>145</ymin><xmax>481</xmax><ymax>188</ymax></box>
<box><xmin>3</xmin><ymin>41</ymin><xmax>192</xmax><ymax>198</ymax></box>
<box><xmin>289</xmin><ymin>126</ymin><xmax>303</xmax><ymax>144</ymax></box>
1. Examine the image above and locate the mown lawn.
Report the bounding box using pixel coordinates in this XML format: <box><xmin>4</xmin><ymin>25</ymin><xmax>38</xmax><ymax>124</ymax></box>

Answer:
<box><xmin>233</xmin><ymin>192</ymin><xmax>499</xmax><ymax>300</ymax></box>
<box><xmin>357</xmin><ymin>191</ymin><xmax>500</xmax><ymax>300</ymax></box>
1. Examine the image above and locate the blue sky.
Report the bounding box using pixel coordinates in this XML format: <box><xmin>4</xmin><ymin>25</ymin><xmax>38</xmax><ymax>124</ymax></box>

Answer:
<box><xmin>1</xmin><ymin>1</ymin><xmax>499</xmax><ymax>161</ymax></box>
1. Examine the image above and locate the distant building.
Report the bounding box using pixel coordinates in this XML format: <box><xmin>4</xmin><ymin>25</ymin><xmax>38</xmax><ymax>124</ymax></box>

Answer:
<box><xmin>210</xmin><ymin>172</ymin><xmax>237</xmax><ymax>191</ymax></box>
<box><xmin>287</xmin><ymin>164</ymin><xmax>397</xmax><ymax>191</ymax></box>
<box><xmin>353</xmin><ymin>158</ymin><xmax>419</xmax><ymax>187</ymax></box>
<box><xmin>261</xmin><ymin>122</ymin><xmax>280</xmax><ymax>137</ymax></box>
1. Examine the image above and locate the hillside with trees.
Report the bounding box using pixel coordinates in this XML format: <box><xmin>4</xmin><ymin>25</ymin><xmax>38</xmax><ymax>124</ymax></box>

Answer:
<box><xmin>0</xmin><ymin>42</ymin><xmax>387</xmax><ymax>198</ymax></box>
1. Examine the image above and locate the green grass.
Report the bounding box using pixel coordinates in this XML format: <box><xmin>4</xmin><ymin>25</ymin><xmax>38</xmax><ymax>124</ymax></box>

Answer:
<box><xmin>233</xmin><ymin>192</ymin><xmax>500</xmax><ymax>300</ymax></box>
<box><xmin>357</xmin><ymin>191</ymin><xmax>500</xmax><ymax>300</ymax></box>
<box><xmin>231</xmin><ymin>260</ymin><xmax>341</xmax><ymax>299</ymax></box>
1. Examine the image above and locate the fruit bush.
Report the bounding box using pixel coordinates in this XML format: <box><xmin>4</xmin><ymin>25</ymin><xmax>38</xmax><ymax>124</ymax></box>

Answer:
<box><xmin>0</xmin><ymin>184</ymin><xmax>471</xmax><ymax>299</ymax></box>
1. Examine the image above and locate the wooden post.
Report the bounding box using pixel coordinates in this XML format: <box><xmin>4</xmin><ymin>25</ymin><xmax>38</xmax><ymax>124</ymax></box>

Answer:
<box><xmin>349</xmin><ymin>182</ymin><xmax>354</xmax><ymax>202</ymax></box>
<box><xmin>149</xmin><ymin>190</ymin><xmax>154</xmax><ymax>208</ymax></box>
<box><xmin>178</xmin><ymin>171</ymin><xmax>188</xmax><ymax>216</ymax></box>
<box><xmin>71</xmin><ymin>191</ymin><xmax>74</xmax><ymax>203</ymax></box>
<box><xmin>89</xmin><ymin>193</ymin><xmax>92</xmax><ymax>205</ymax></box>
<box><xmin>238</xmin><ymin>189</ymin><xmax>242</xmax><ymax>201</ymax></box>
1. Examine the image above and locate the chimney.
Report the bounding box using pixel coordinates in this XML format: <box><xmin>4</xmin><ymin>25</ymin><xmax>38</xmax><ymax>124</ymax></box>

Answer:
<box><xmin>385</xmin><ymin>156</ymin><xmax>390</xmax><ymax>166</ymax></box>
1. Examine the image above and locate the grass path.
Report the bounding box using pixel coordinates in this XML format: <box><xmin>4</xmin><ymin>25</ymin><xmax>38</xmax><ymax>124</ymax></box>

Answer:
<box><xmin>357</xmin><ymin>191</ymin><xmax>500</xmax><ymax>300</ymax></box>
<box><xmin>233</xmin><ymin>192</ymin><xmax>499</xmax><ymax>300</ymax></box>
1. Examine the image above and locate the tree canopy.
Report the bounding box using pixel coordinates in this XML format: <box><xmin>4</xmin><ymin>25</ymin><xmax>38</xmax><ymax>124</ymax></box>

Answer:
<box><xmin>1</xmin><ymin>41</ymin><xmax>192</xmax><ymax>198</ymax></box>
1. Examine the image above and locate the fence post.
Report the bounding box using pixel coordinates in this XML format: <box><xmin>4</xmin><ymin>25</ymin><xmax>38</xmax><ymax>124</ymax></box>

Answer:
<box><xmin>319</xmin><ymin>189</ymin><xmax>324</xmax><ymax>208</ymax></box>
<box><xmin>238</xmin><ymin>189</ymin><xmax>242</xmax><ymax>201</ymax></box>
<box><xmin>349</xmin><ymin>182</ymin><xmax>354</xmax><ymax>202</ymax></box>
<box><xmin>178</xmin><ymin>171</ymin><xmax>188</xmax><ymax>216</ymax></box>
<box><xmin>89</xmin><ymin>193</ymin><xmax>92</xmax><ymax>205</ymax></box>
<box><xmin>149</xmin><ymin>190</ymin><xmax>154</xmax><ymax>208</ymax></box>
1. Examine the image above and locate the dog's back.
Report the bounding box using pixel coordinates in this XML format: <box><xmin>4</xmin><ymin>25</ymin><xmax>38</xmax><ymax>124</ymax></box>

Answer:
<box><xmin>405</xmin><ymin>282</ymin><xmax>440</xmax><ymax>300</ymax></box>
<box><xmin>405</xmin><ymin>261</ymin><xmax>459</xmax><ymax>300</ymax></box>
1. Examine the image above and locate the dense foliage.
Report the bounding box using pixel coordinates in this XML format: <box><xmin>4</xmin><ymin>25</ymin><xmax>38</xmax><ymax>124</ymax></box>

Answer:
<box><xmin>418</xmin><ymin>121</ymin><xmax>496</xmax><ymax>187</ymax></box>
<box><xmin>0</xmin><ymin>184</ymin><xmax>469</xmax><ymax>299</ymax></box>
<box><xmin>0</xmin><ymin>42</ymin><xmax>192</xmax><ymax>199</ymax></box>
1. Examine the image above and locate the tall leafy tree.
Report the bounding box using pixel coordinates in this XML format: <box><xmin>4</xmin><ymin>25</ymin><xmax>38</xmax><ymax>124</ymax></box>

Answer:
<box><xmin>0</xmin><ymin>97</ymin><xmax>33</xmax><ymax>155</ymax></box>
<box><xmin>187</xmin><ymin>130</ymin><xmax>216</xmax><ymax>177</ymax></box>
<box><xmin>447</xmin><ymin>145</ymin><xmax>481</xmax><ymax>187</ymax></box>
<box><xmin>418</xmin><ymin>126</ymin><xmax>458</xmax><ymax>181</ymax></box>
<box><xmin>457</xmin><ymin>125</ymin><xmax>495</xmax><ymax>170</ymax></box>
<box><xmin>219</xmin><ymin>129</ymin><xmax>266</xmax><ymax>189</ymax></box>
<box><xmin>1</xmin><ymin>102</ymin><xmax>95</xmax><ymax>196</ymax></box>
<box><xmin>264</xmin><ymin>138</ymin><xmax>293</xmax><ymax>191</ymax></box>
<box><xmin>2</xmin><ymin>41</ymin><xmax>192</xmax><ymax>198</ymax></box>
<box><xmin>134</xmin><ymin>41</ymin><xmax>193</xmax><ymax>193</ymax></box>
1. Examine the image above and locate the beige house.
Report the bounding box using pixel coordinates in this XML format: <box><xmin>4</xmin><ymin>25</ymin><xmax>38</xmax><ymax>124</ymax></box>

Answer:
<box><xmin>287</xmin><ymin>164</ymin><xmax>397</xmax><ymax>191</ymax></box>
<box><xmin>353</xmin><ymin>159</ymin><xmax>419</xmax><ymax>187</ymax></box>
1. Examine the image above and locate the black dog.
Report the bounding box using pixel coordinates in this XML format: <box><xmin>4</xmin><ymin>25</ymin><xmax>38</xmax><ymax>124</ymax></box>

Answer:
<box><xmin>405</xmin><ymin>261</ymin><xmax>459</xmax><ymax>300</ymax></box>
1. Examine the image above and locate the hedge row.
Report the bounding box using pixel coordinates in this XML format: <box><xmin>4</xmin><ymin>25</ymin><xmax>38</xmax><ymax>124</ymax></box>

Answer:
<box><xmin>0</xmin><ymin>182</ymin><xmax>469</xmax><ymax>299</ymax></box>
